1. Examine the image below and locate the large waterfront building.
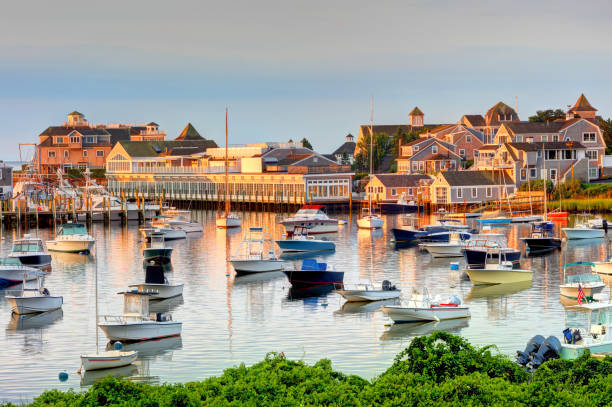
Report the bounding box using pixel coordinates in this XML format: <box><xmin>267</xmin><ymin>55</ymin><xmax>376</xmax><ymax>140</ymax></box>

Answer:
<box><xmin>106</xmin><ymin>141</ymin><xmax>354</xmax><ymax>205</ymax></box>
<box><xmin>33</xmin><ymin>111</ymin><xmax>167</xmax><ymax>174</ymax></box>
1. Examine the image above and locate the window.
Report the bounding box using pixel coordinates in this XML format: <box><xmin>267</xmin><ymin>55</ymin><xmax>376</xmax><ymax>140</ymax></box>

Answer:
<box><xmin>516</xmin><ymin>136</ymin><xmax>523</xmax><ymax>142</ymax></box>
<box><xmin>413</xmin><ymin>146</ymin><xmax>419</xmax><ymax>152</ymax></box>
<box><xmin>96</xmin><ymin>150</ymin><xmax>104</xmax><ymax>157</ymax></box>
<box><xmin>408</xmin><ymin>187</ymin><xmax>413</xmax><ymax>196</ymax></box>
<box><xmin>583</xmin><ymin>132</ymin><xmax>597</xmax><ymax>142</ymax></box>
<box><xmin>553</xmin><ymin>135</ymin><xmax>559</xmax><ymax>142</ymax></box>
<box><xmin>537</xmin><ymin>151</ymin><xmax>542</xmax><ymax>158</ymax></box>
<box><xmin>55</xmin><ymin>136</ymin><xmax>64</xmax><ymax>144</ymax></box>
<box><xmin>457</xmin><ymin>188</ymin><xmax>463</xmax><ymax>199</ymax></box>
<box><xmin>526</xmin><ymin>137</ymin><xmax>534</xmax><ymax>143</ymax></box>
<box><xmin>83</xmin><ymin>150</ymin><xmax>88</xmax><ymax>157</ymax></box>
<box><xmin>64</xmin><ymin>150</ymin><xmax>69</xmax><ymax>158</ymax></box>
<box><xmin>541</xmin><ymin>135</ymin><xmax>548</xmax><ymax>142</ymax></box>
<box><xmin>459</xmin><ymin>149</ymin><xmax>466</xmax><ymax>157</ymax></box>
<box><xmin>432</xmin><ymin>146</ymin><xmax>438</xmax><ymax>154</ymax></box>
<box><xmin>412</xmin><ymin>162</ymin><xmax>418</xmax><ymax>171</ymax></box>
<box><xmin>486</xmin><ymin>187</ymin><xmax>492</xmax><ymax>197</ymax></box>
<box><xmin>391</xmin><ymin>188</ymin><xmax>396</xmax><ymax>196</ymax></box>
<box><xmin>466</xmin><ymin>135</ymin><xmax>472</xmax><ymax>143</ymax></box>
<box><xmin>586</xmin><ymin>150</ymin><xmax>598</xmax><ymax>160</ymax></box>
<box><xmin>530</xmin><ymin>168</ymin><xmax>537</xmax><ymax>178</ymax></box>
<box><xmin>70</xmin><ymin>136</ymin><xmax>80</xmax><ymax>143</ymax></box>
<box><xmin>471</xmin><ymin>188</ymin><xmax>477</xmax><ymax>198</ymax></box>
<box><xmin>520</xmin><ymin>169</ymin><xmax>526</xmax><ymax>181</ymax></box>
<box><xmin>589</xmin><ymin>168</ymin><xmax>598</xmax><ymax>179</ymax></box>
<box><xmin>86</xmin><ymin>136</ymin><xmax>95</xmax><ymax>143</ymax></box>
<box><xmin>419</xmin><ymin>161</ymin><xmax>424</xmax><ymax>171</ymax></box>
<box><xmin>550</xmin><ymin>169</ymin><xmax>557</xmax><ymax>180</ymax></box>
<box><xmin>48</xmin><ymin>151</ymin><xmax>56</xmax><ymax>158</ymax></box>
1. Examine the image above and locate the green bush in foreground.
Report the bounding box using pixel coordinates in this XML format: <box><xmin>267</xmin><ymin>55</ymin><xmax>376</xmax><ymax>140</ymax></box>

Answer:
<box><xmin>6</xmin><ymin>332</ymin><xmax>612</xmax><ymax>406</ymax></box>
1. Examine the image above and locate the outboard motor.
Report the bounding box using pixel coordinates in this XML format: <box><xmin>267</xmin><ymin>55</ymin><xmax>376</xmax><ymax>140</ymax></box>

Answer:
<box><xmin>603</xmin><ymin>219</ymin><xmax>608</xmax><ymax>234</ymax></box>
<box><xmin>382</xmin><ymin>280</ymin><xmax>396</xmax><ymax>291</ymax></box>
<box><xmin>516</xmin><ymin>335</ymin><xmax>545</xmax><ymax>366</ymax></box>
<box><xmin>530</xmin><ymin>336</ymin><xmax>561</xmax><ymax>369</ymax></box>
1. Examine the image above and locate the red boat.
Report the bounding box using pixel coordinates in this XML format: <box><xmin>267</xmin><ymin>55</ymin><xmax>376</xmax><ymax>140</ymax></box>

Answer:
<box><xmin>547</xmin><ymin>210</ymin><xmax>569</xmax><ymax>219</ymax></box>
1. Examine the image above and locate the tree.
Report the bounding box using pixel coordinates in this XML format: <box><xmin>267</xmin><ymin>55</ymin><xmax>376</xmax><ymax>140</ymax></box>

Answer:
<box><xmin>528</xmin><ymin>109</ymin><xmax>566</xmax><ymax>122</ymax></box>
<box><xmin>340</xmin><ymin>151</ymin><xmax>350</xmax><ymax>165</ymax></box>
<box><xmin>599</xmin><ymin>117</ymin><xmax>612</xmax><ymax>154</ymax></box>
<box><xmin>353</xmin><ymin>131</ymin><xmax>392</xmax><ymax>172</ymax></box>
<box><xmin>288</xmin><ymin>138</ymin><xmax>294</xmax><ymax>143</ymax></box>
<box><xmin>300</xmin><ymin>138</ymin><xmax>313</xmax><ymax>150</ymax></box>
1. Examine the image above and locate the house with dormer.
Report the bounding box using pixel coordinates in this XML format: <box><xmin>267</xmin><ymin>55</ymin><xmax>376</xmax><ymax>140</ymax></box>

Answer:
<box><xmin>458</xmin><ymin>102</ymin><xmax>520</xmax><ymax>144</ymax></box>
<box><xmin>396</xmin><ymin>137</ymin><xmax>462</xmax><ymax>174</ymax></box>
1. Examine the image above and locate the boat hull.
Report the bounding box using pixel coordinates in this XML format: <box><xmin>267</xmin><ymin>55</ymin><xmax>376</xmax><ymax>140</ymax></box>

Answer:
<box><xmin>127</xmin><ymin>283</ymin><xmax>183</xmax><ymax>299</ymax></box>
<box><xmin>141</xmin><ymin>228</ymin><xmax>186</xmax><ymax>241</ymax></box>
<box><xmin>559</xmin><ymin>284</ymin><xmax>606</xmax><ymax>300</ymax></box>
<box><xmin>275</xmin><ymin>240</ymin><xmax>335</xmax><ymax>253</ymax></box>
<box><xmin>476</xmin><ymin>218</ymin><xmax>511</xmax><ymax>224</ymax></box>
<box><xmin>422</xmin><ymin>243</ymin><xmax>463</xmax><ymax>257</ymax></box>
<box><xmin>465</xmin><ymin>268</ymin><xmax>533</xmax><ymax>285</ymax></box>
<box><xmin>283</xmin><ymin>270</ymin><xmax>344</xmax><ymax>289</ymax></box>
<box><xmin>562</xmin><ymin>228</ymin><xmax>604</xmax><ymax>240</ymax></box>
<box><xmin>230</xmin><ymin>259</ymin><xmax>284</xmax><ymax>273</ymax></box>
<box><xmin>99</xmin><ymin>321</ymin><xmax>182</xmax><ymax>342</ymax></box>
<box><xmin>6</xmin><ymin>295</ymin><xmax>63</xmax><ymax>314</ymax></box>
<box><xmin>511</xmin><ymin>215</ymin><xmax>542</xmax><ymax>223</ymax></box>
<box><xmin>80</xmin><ymin>351</ymin><xmax>138</xmax><ymax>371</ymax></box>
<box><xmin>521</xmin><ymin>237</ymin><xmax>562</xmax><ymax>251</ymax></box>
<box><xmin>216</xmin><ymin>217</ymin><xmax>242</xmax><ymax>228</ymax></box>
<box><xmin>382</xmin><ymin>305</ymin><xmax>470</xmax><ymax>322</ymax></box>
<box><xmin>560</xmin><ymin>341</ymin><xmax>612</xmax><ymax>360</ymax></box>
<box><xmin>380</xmin><ymin>203</ymin><xmax>418</xmax><ymax>213</ymax></box>
<box><xmin>281</xmin><ymin>222</ymin><xmax>338</xmax><ymax>235</ymax></box>
<box><xmin>391</xmin><ymin>228</ymin><xmax>421</xmax><ymax>243</ymax></box>
<box><xmin>9</xmin><ymin>254</ymin><xmax>52</xmax><ymax>268</ymax></box>
<box><xmin>337</xmin><ymin>289</ymin><xmax>400</xmax><ymax>302</ymax></box>
<box><xmin>357</xmin><ymin>216</ymin><xmax>384</xmax><ymax>229</ymax></box>
<box><xmin>0</xmin><ymin>269</ymin><xmax>42</xmax><ymax>288</ymax></box>
<box><xmin>46</xmin><ymin>239</ymin><xmax>95</xmax><ymax>253</ymax></box>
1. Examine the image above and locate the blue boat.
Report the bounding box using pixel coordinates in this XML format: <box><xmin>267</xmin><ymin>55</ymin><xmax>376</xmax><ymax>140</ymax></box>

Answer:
<box><xmin>283</xmin><ymin>259</ymin><xmax>344</xmax><ymax>289</ymax></box>
<box><xmin>275</xmin><ymin>227</ymin><xmax>335</xmax><ymax>253</ymax></box>
<box><xmin>476</xmin><ymin>217</ymin><xmax>512</xmax><ymax>225</ymax></box>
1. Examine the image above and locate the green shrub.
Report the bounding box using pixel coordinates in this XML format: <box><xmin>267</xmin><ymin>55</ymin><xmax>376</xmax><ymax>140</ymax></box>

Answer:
<box><xmin>66</xmin><ymin>168</ymin><xmax>83</xmax><ymax>179</ymax></box>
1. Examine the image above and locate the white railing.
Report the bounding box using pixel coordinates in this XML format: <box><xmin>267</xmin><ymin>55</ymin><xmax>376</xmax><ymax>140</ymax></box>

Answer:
<box><xmin>107</xmin><ymin>165</ymin><xmax>240</xmax><ymax>174</ymax></box>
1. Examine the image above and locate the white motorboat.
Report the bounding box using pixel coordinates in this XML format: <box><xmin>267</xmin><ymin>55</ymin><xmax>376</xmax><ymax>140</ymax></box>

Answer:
<box><xmin>46</xmin><ymin>222</ymin><xmax>95</xmax><ymax>253</ymax></box>
<box><xmin>5</xmin><ymin>274</ymin><xmax>62</xmax><ymax>314</ymax></box>
<box><xmin>336</xmin><ymin>279</ymin><xmax>400</xmax><ymax>302</ymax></box>
<box><xmin>99</xmin><ymin>290</ymin><xmax>182</xmax><ymax>342</ymax></box>
<box><xmin>443</xmin><ymin>212</ymin><xmax>482</xmax><ymax>219</ymax></box>
<box><xmin>421</xmin><ymin>232</ymin><xmax>467</xmax><ymax>258</ymax></box>
<box><xmin>465</xmin><ymin>261</ymin><xmax>533</xmax><ymax>285</ymax></box>
<box><xmin>586</xmin><ymin>217</ymin><xmax>605</xmax><ymax>229</ymax></box>
<box><xmin>8</xmin><ymin>234</ymin><xmax>52</xmax><ymax>268</ymax></box>
<box><xmin>151</xmin><ymin>210</ymin><xmax>203</xmax><ymax>233</ymax></box>
<box><xmin>279</xmin><ymin>205</ymin><xmax>338</xmax><ymax>235</ymax></box>
<box><xmin>382</xmin><ymin>289</ymin><xmax>470</xmax><ymax>323</ymax></box>
<box><xmin>216</xmin><ymin>213</ymin><xmax>242</xmax><ymax>229</ymax></box>
<box><xmin>140</xmin><ymin>225</ymin><xmax>186</xmax><ymax>241</ymax></box>
<box><xmin>357</xmin><ymin>213</ymin><xmax>384</xmax><ymax>229</ymax></box>
<box><xmin>510</xmin><ymin>215</ymin><xmax>542</xmax><ymax>223</ymax></box>
<box><xmin>0</xmin><ymin>258</ymin><xmax>45</xmax><ymax>288</ymax></box>
<box><xmin>128</xmin><ymin>264</ymin><xmax>183</xmax><ymax>300</ymax></box>
<box><xmin>560</xmin><ymin>302</ymin><xmax>612</xmax><ymax>359</ymax></box>
<box><xmin>562</xmin><ymin>224</ymin><xmax>604</xmax><ymax>240</ymax></box>
<box><xmin>559</xmin><ymin>262</ymin><xmax>606</xmax><ymax>301</ymax></box>
<box><xmin>229</xmin><ymin>227</ymin><xmax>284</xmax><ymax>273</ymax></box>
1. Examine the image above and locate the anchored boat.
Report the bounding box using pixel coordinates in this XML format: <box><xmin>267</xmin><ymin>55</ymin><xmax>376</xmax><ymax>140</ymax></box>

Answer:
<box><xmin>275</xmin><ymin>227</ymin><xmax>335</xmax><ymax>253</ymax></box>
<box><xmin>465</xmin><ymin>260</ymin><xmax>533</xmax><ymax>285</ymax></box>
<box><xmin>283</xmin><ymin>259</ymin><xmax>344</xmax><ymax>289</ymax></box>
<box><xmin>229</xmin><ymin>227</ymin><xmax>284</xmax><ymax>273</ymax></box>
<box><xmin>143</xmin><ymin>231</ymin><xmax>173</xmax><ymax>264</ymax></box>
<box><xmin>280</xmin><ymin>205</ymin><xmax>338</xmax><ymax>235</ymax></box>
<box><xmin>46</xmin><ymin>222</ymin><xmax>95</xmax><ymax>253</ymax></box>
<box><xmin>128</xmin><ymin>264</ymin><xmax>183</xmax><ymax>300</ymax></box>
<box><xmin>560</xmin><ymin>302</ymin><xmax>612</xmax><ymax>359</ymax></box>
<box><xmin>0</xmin><ymin>258</ymin><xmax>45</xmax><ymax>288</ymax></box>
<box><xmin>562</xmin><ymin>224</ymin><xmax>604</xmax><ymax>240</ymax></box>
<box><xmin>336</xmin><ymin>279</ymin><xmax>400</xmax><ymax>302</ymax></box>
<box><xmin>5</xmin><ymin>274</ymin><xmax>62</xmax><ymax>314</ymax></box>
<box><xmin>8</xmin><ymin>234</ymin><xmax>52</xmax><ymax>268</ymax></box>
<box><xmin>382</xmin><ymin>289</ymin><xmax>470</xmax><ymax>323</ymax></box>
<box><xmin>559</xmin><ymin>262</ymin><xmax>606</xmax><ymax>302</ymax></box>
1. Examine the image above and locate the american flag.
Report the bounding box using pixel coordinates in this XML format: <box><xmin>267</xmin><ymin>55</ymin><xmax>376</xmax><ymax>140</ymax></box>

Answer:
<box><xmin>577</xmin><ymin>284</ymin><xmax>585</xmax><ymax>305</ymax></box>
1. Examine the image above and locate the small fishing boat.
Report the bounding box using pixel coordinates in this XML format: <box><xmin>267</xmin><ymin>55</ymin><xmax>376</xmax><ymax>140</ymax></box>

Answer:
<box><xmin>559</xmin><ymin>262</ymin><xmax>606</xmax><ymax>301</ymax></box>
<box><xmin>510</xmin><ymin>215</ymin><xmax>542</xmax><ymax>223</ymax></box>
<box><xmin>465</xmin><ymin>260</ymin><xmax>533</xmax><ymax>285</ymax></box>
<box><xmin>143</xmin><ymin>231</ymin><xmax>173</xmax><ymax>264</ymax></box>
<box><xmin>279</xmin><ymin>205</ymin><xmax>338</xmax><ymax>235</ymax></box>
<box><xmin>391</xmin><ymin>215</ymin><xmax>422</xmax><ymax>244</ymax></box>
<box><xmin>520</xmin><ymin>222</ymin><xmax>562</xmax><ymax>252</ymax></box>
<box><xmin>46</xmin><ymin>222</ymin><xmax>95</xmax><ymax>253</ymax></box>
<box><xmin>421</xmin><ymin>232</ymin><xmax>468</xmax><ymax>258</ymax></box>
<box><xmin>8</xmin><ymin>234</ymin><xmax>52</xmax><ymax>268</ymax></box>
<box><xmin>5</xmin><ymin>274</ymin><xmax>62</xmax><ymax>314</ymax></box>
<box><xmin>98</xmin><ymin>290</ymin><xmax>182</xmax><ymax>342</ymax></box>
<box><xmin>560</xmin><ymin>302</ymin><xmax>612</xmax><ymax>360</ymax></box>
<box><xmin>153</xmin><ymin>210</ymin><xmax>203</xmax><ymax>233</ymax></box>
<box><xmin>382</xmin><ymin>289</ymin><xmax>470</xmax><ymax>323</ymax></box>
<box><xmin>283</xmin><ymin>259</ymin><xmax>344</xmax><ymax>289</ymax></box>
<box><xmin>128</xmin><ymin>264</ymin><xmax>183</xmax><ymax>300</ymax></box>
<box><xmin>216</xmin><ymin>213</ymin><xmax>242</xmax><ymax>229</ymax></box>
<box><xmin>275</xmin><ymin>227</ymin><xmax>335</xmax><ymax>253</ymax></box>
<box><xmin>0</xmin><ymin>258</ymin><xmax>45</xmax><ymax>288</ymax></box>
<box><xmin>586</xmin><ymin>217</ymin><xmax>606</xmax><ymax>229</ymax></box>
<box><xmin>229</xmin><ymin>227</ymin><xmax>284</xmax><ymax>273</ymax></box>
<box><xmin>140</xmin><ymin>224</ymin><xmax>186</xmax><ymax>241</ymax></box>
<box><xmin>562</xmin><ymin>224</ymin><xmax>604</xmax><ymax>240</ymax></box>
<box><xmin>476</xmin><ymin>216</ymin><xmax>511</xmax><ymax>225</ymax></box>
<box><xmin>336</xmin><ymin>279</ymin><xmax>400</xmax><ymax>302</ymax></box>
<box><xmin>463</xmin><ymin>234</ymin><xmax>521</xmax><ymax>269</ymax></box>
<box><xmin>357</xmin><ymin>212</ymin><xmax>384</xmax><ymax>229</ymax></box>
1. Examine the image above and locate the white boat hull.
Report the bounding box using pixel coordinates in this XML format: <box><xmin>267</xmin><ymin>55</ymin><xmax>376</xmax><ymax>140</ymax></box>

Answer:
<box><xmin>229</xmin><ymin>259</ymin><xmax>284</xmax><ymax>273</ymax></box>
<box><xmin>422</xmin><ymin>243</ymin><xmax>463</xmax><ymax>257</ymax></box>
<box><xmin>141</xmin><ymin>228</ymin><xmax>186</xmax><ymax>241</ymax></box>
<box><xmin>559</xmin><ymin>283</ymin><xmax>606</xmax><ymax>300</ymax></box>
<box><xmin>80</xmin><ymin>350</ymin><xmax>138</xmax><ymax>371</ymax></box>
<box><xmin>357</xmin><ymin>216</ymin><xmax>384</xmax><ymax>229</ymax></box>
<box><xmin>511</xmin><ymin>215</ymin><xmax>542</xmax><ymax>223</ymax></box>
<box><xmin>382</xmin><ymin>305</ymin><xmax>470</xmax><ymax>322</ymax></box>
<box><xmin>99</xmin><ymin>321</ymin><xmax>182</xmax><ymax>342</ymax></box>
<box><xmin>561</xmin><ymin>340</ymin><xmax>612</xmax><ymax>360</ymax></box>
<box><xmin>128</xmin><ymin>283</ymin><xmax>183</xmax><ymax>299</ymax></box>
<box><xmin>6</xmin><ymin>295</ymin><xmax>63</xmax><ymax>314</ymax></box>
<box><xmin>562</xmin><ymin>228</ymin><xmax>605</xmax><ymax>240</ymax></box>
<box><xmin>216</xmin><ymin>217</ymin><xmax>242</xmax><ymax>228</ymax></box>
<box><xmin>465</xmin><ymin>268</ymin><xmax>533</xmax><ymax>285</ymax></box>
<box><xmin>46</xmin><ymin>239</ymin><xmax>95</xmax><ymax>253</ymax></box>
<box><xmin>281</xmin><ymin>222</ymin><xmax>338</xmax><ymax>235</ymax></box>
<box><xmin>337</xmin><ymin>289</ymin><xmax>401</xmax><ymax>302</ymax></box>
<box><xmin>172</xmin><ymin>222</ymin><xmax>203</xmax><ymax>233</ymax></box>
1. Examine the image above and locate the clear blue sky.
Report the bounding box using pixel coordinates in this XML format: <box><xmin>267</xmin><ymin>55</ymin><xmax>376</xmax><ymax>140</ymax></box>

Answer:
<box><xmin>1</xmin><ymin>0</ymin><xmax>611</xmax><ymax>160</ymax></box>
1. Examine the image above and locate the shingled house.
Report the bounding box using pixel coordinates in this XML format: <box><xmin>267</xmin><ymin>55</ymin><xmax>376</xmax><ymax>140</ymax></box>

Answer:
<box><xmin>396</xmin><ymin>138</ymin><xmax>462</xmax><ymax>174</ymax></box>
<box><xmin>331</xmin><ymin>134</ymin><xmax>356</xmax><ymax>164</ymax></box>
<box><xmin>430</xmin><ymin>170</ymin><xmax>515</xmax><ymax>205</ymax></box>
<box><xmin>364</xmin><ymin>174</ymin><xmax>432</xmax><ymax>202</ymax></box>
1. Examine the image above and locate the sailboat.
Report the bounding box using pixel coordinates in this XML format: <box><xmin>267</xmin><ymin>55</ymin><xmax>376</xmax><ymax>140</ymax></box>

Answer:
<box><xmin>357</xmin><ymin>98</ymin><xmax>384</xmax><ymax>230</ymax></box>
<box><xmin>80</xmin><ymin>249</ymin><xmax>137</xmax><ymax>372</ymax></box>
<box><xmin>216</xmin><ymin>107</ymin><xmax>242</xmax><ymax>229</ymax></box>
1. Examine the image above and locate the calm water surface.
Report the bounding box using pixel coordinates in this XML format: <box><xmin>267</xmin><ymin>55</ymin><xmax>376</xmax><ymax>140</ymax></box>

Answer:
<box><xmin>0</xmin><ymin>211</ymin><xmax>610</xmax><ymax>401</ymax></box>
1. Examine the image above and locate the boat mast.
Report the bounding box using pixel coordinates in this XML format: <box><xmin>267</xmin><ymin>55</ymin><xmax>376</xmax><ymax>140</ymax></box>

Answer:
<box><xmin>225</xmin><ymin>107</ymin><xmax>230</xmax><ymax>215</ymax></box>
<box><xmin>368</xmin><ymin>97</ymin><xmax>374</xmax><ymax>216</ymax></box>
<box><xmin>542</xmin><ymin>143</ymin><xmax>547</xmax><ymax>220</ymax></box>
<box><xmin>95</xmin><ymin>247</ymin><xmax>99</xmax><ymax>353</ymax></box>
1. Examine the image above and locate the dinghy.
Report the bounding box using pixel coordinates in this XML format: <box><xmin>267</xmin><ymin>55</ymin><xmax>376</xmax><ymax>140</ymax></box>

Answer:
<box><xmin>382</xmin><ymin>289</ymin><xmax>470</xmax><ymax>323</ymax></box>
<box><xmin>336</xmin><ymin>280</ymin><xmax>400</xmax><ymax>302</ymax></box>
<box><xmin>5</xmin><ymin>274</ymin><xmax>62</xmax><ymax>314</ymax></box>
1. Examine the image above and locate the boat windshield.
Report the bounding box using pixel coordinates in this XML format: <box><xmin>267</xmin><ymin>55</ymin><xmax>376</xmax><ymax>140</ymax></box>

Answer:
<box><xmin>12</xmin><ymin>243</ymin><xmax>42</xmax><ymax>252</ymax></box>
<box><xmin>123</xmin><ymin>293</ymin><xmax>149</xmax><ymax>316</ymax></box>
<box><xmin>295</xmin><ymin>209</ymin><xmax>322</xmax><ymax>216</ymax></box>
<box><xmin>59</xmin><ymin>224</ymin><xmax>88</xmax><ymax>235</ymax></box>
<box><xmin>0</xmin><ymin>257</ymin><xmax>24</xmax><ymax>266</ymax></box>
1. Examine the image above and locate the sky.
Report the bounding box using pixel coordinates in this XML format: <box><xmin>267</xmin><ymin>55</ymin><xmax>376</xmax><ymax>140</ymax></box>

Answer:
<box><xmin>1</xmin><ymin>0</ymin><xmax>612</xmax><ymax>160</ymax></box>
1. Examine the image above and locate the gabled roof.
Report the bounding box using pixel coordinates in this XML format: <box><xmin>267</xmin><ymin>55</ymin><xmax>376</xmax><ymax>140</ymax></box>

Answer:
<box><xmin>485</xmin><ymin>102</ymin><xmax>518</xmax><ymax>125</ymax></box>
<box><xmin>569</xmin><ymin>94</ymin><xmax>597</xmax><ymax>113</ymax></box>
<box><xmin>291</xmin><ymin>154</ymin><xmax>339</xmax><ymax>167</ymax></box>
<box><xmin>68</xmin><ymin>111</ymin><xmax>83</xmax><ymax>116</ymax></box>
<box><xmin>428</xmin><ymin>153</ymin><xmax>461</xmax><ymax>161</ymax></box>
<box><xmin>146</xmin><ymin>122</ymin><xmax>159</xmax><ymax>126</ymax></box>
<box><xmin>372</xmin><ymin>174</ymin><xmax>431</xmax><ymax>188</ymax></box>
<box><xmin>460</xmin><ymin>115</ymin><xmax>486</xmax><ymax>127</ymax></box>
<box><xmin>409</xmin><ymin>107</ymin><xmax>424</xmax><ymax>116</ymax></box>
<box><xmin>463</xmin><ymin>126</ymin><xmax>486</xmax><ymax>143</ymax></box>
<box><xmin>332</xmin><ymin>140</ymin><xmax>356</xmax><ymax>156</ymax></box>
<box><xmin>176</xmin><ymin>123</ymin><xmax>203</xmax><ymax>140</ymax></box>
<box><xmin>507</xmin><ymin>141</ymin><xmax>586</xmax><ymax>152</ymax></box>
<box><xmin>476</xmin><ymin>144</ymin><xmax>500</xmax><ymax>151</ymax></box>
<box><xmin>440</xmin><ymin>170</ymin><xmax>511</xmax><ymax>186</ymax></box>
<box><xmin>502</xmin><ymin>121</ymin><xmax>566</xmax><ymax>134</ymax></box>
<box><xmin>118</xmin><ymin>140</ymin><xmax>217</xmax><ymax>158</ymax></box>
<box><xmin>401</xmin><ymin>137</ymin><xmax>455</xmax><ymax>153</ymax></box>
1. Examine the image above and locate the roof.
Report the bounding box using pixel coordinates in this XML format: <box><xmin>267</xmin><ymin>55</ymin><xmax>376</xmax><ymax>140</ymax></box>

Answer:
<box><xmin>502</xmin><ymin>121</ymin><xmax>566</xmax><ymax>134</ymax></box>
<box><xmin>332</xmin><ymin>140</ymin><xmax>356</xmax><ymax>156</ymax></box>
<box><xmin>428</xmin><ymin>153</ymin><xmax>461</xmax><ymax>161</ymax></box>
<box><xmin>463</xmin><ymin>126</ymin><xmax>485</xmax><ymax>143</ymax></box>
<box><xmin>409</xmin><ymin>106</ymin><xmax>424</xmax><ymax>116</ymax></box>
<box><xmin>569</xmin><ymin>94</ymin><xmax>597</xmax><ymax>113</ymax></box>
<box><xmin>477</xmin><ymin>144</ymin><xmax>500</xmax><ymax>151</ymax></box>
<box><xmin>118</xmin><ymin>139</ymin><xmax>217</xmax><ymax>157</ymax></box>
<box><xmin>460</xmin><ymin>115</ymin><xmax>486</xmax><ymax>127</ymax></box>
<box><xmin>146</xmin><ymin>122</ymin><xmax>159</xmax><ymax>126</ymax></box>
<box><xmin>176</xmin><ymin>123</ymin><xmax>203</xmax><ymax>140</ymax></box>
<box><xmin>68</xmin><ymin>111</ymin><xmax>83</xmax><ymax>116</ymax></box>
<box><xmin>440</xmin><ymin>170</ymin><xmax>512</xmax><ymax>186</ymax></box>
<box><xmin>105</xmin><ymin>128</ymin><xmax>131</xmax><ymax>144</ymax></box>
<box><xmin>262</xmin><ymin>147</ymin><xmax>313</xmax><ymax>161</ymax></box>
<box><xmin>485</xmin><ymin>102</ymin><xmax>518</xmax><ymax>125</ymax></box>
<box><xmin>507</xmin><ymin>141</ymin><xmax>586</xmax><ymax>151</ymax></box>
<box><xmin>372</xmin><ymin>174</ymin><xmax>431</xmax><ymax>188</ymax></box>
<box><xmin>291</xmin><ymin>154</ymin><xmax>339</xmax><ymax>167</ymax></box>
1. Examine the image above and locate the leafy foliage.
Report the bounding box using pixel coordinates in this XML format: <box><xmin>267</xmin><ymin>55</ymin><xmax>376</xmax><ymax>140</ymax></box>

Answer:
<box><xmin>353</xmin><ymin>131</ymin><xmax>392</xmax><ymax>172</ymax></box>
<box><xmin>300</xmin><ymin>138</ymin><xmax>313</xmax><ymax>150</ymax></box>
<box><xmin>528</xmin><ymin>109</ymin><xmax>566</xmax><ymax>122</ymax></box>
<box><xmin>599</xmin><ymin>117</ymin><xmax>612</xmax><ymax>154</ymax></box>
<box><xmin>66</xmin><ymin>168</ymin><xmax>84</xmax><ymax>179</ymax></box>
<box><xmin>12</xmin><ymin>334</ymin><xmax>612</xmax><ymax>407</ymax></box>
<box><xmin>90</xmin><ymin>168</ymin><xmax>106</xmax><ymax>178</ymax></box>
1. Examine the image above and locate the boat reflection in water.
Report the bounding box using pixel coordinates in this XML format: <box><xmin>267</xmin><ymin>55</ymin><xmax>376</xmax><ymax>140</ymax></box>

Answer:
<box><xmin>109</xmin><ymin>335</ymin><xmax>183</xmax><ymax>358</ymax></box>
<box><xmin>380</xmin><ymin>317</ymin><xmax>469</xmax><ymax>341</ymax></box>
<box><xmin>80</xmin><ymin>364</ymin><xmax>139</xmax><ymax>387</ymax></box>
<box><xmin>148</xmin><ymin>295</ymin><xmax>184</xmax><ymax>314</ymax></box>
<box><xmin>286</xmin><ymin>285</ymin><xmax>336</xmax><ymax>301</ymax></box>
<box><xmin>335</xmin><ymin>298</ymin><xmax>400</xmax><ymax>315</ymax></box>
<box><xmin>52</xmin><ymin>252</ymin><xmax>93</xmax><ymax>267</ymax></box>
<box><xmin>466</xmin><ymin>280</ymin><xmax>533</xmax><ymax>300</ymax></box>
<box><xmin>232</xmin><ymin>271</ymin><xmax>285</xmax><ymax>286</ymax></box>
<box><xmin>6</xmin><ymin>308</ymin><xmax>64</xmax><ymax>331</ymax></box>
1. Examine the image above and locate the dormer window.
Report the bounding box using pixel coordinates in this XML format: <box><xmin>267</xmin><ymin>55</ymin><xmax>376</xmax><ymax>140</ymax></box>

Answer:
<box><xmin>466</xmin><ymin>135</ymin><xmax>472</xmax><ymax>143</ymax></box>
<box><xmin>70</xmin><ymin>136</ymin><xmax>80</xmax><ymax>143</ymax></box>
<box><xmin>432</xmin><ymin>145</ymin><xmax>438</xmax><ymax>154</ymax></box>
<box><xmin>413</xmin><ymin>146</ymin><xmax>419</xmax><ymax>152</ymax></box>
<box><xmin>583</xmin><ymin>132</ymin><xmax>597</xmax><ymax>142</ymax></box>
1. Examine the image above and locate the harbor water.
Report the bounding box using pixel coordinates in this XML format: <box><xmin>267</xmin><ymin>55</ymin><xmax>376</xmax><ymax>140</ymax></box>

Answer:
<box><xmin>0</xmin><ymin>211</ymin><xmax>610</xmax><ymax>401</ymax></box>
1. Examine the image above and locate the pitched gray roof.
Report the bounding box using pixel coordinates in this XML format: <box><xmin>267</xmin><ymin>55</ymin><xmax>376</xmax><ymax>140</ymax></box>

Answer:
<box><xmin>461</xmin><ymin>115</ymin><xmax>486</xmax><ymax>127</ymax></box>
<box><xmin>118</xmin><ymin>140</ymin><xmax>217</xmax><ymax>157</ymax></box>
<box><xmin>441</xmin><ymin>170</ymin><xmax>511</xmax><ymax>186</ymax></box>
<box><xmin>332</xmin><ymin>141</ymin><xmax>356</xmax><ymax>156</ymax></box>
<box><xmin>507</xmin><ymin>141</ymin><xmax>586</xmax><ymax>152</ymax></box>
<box><xmin>373</xmin><ymin>174</ymin><xmax>432</xmax><ymax>188</ymax></box>
<box><xmin>503</xmin><ymin>121</ymin><xmax>566</xmax><ymax>134</ymax></box>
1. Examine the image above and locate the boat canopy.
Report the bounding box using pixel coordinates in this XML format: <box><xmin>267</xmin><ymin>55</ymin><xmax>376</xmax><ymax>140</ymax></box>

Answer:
<box><xmin>145</xmin><ymin>265</ymin><xmax>166</xmax><ymax>284</ymax></box>
<box><xmin>12</xmin><ymin>242</ymin><xmax>43</xmax><ymax>252</ymax></box>
<box><xmin>59</xmin><ymin>223</ymin><xmax>88</xmax><ymax>235</ymax></box>
<box><xmin>563</xmin><ymin>261</ymin><xmax>596</xmax><ymax>268</ymax></box>
<box><xmin>566</xmin><ymin>274</ymin><xmax>602</xmax><ymax>283</ymax></box>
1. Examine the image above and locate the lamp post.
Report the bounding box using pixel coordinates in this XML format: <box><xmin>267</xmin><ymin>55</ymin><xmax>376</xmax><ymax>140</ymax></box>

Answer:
<box><xmin>566</xmin><ymin>141</ymin><xmax>574</xmax><ymax>181</ymax></box>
